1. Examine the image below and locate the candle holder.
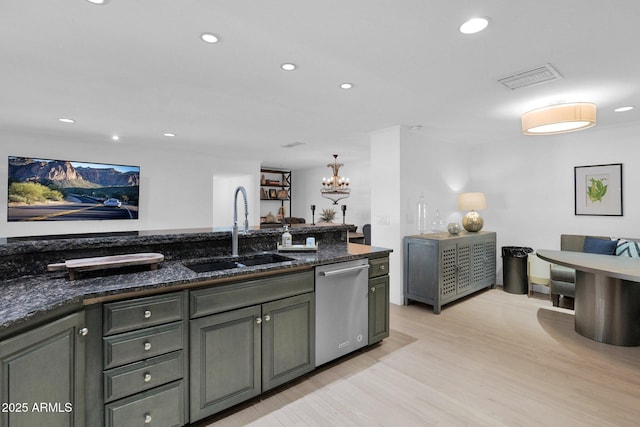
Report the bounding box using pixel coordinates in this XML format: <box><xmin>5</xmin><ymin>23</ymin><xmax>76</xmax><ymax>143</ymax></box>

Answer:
<box><xmin>341</xmin><ymin>204</ymin><xmax>347</xmax><ymax>225</ymax></box>
<box><xmin>310</xmin><ymin>205</ymin><xmax>316</xmax><ymax>225</ymax></box>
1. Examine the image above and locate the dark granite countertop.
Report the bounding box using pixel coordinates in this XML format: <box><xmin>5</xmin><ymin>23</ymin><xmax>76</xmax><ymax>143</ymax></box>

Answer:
<box><xmin>0</xmin><ymin>242</ymin><xmax>391</xmax><ymax>339</ymax></box>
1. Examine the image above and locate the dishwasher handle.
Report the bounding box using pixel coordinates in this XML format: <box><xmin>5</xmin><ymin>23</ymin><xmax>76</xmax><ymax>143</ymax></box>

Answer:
<box><xmin>320</xmin><ymin>264</ymin><xmax>369</xmax><ymax>277</ymax></box>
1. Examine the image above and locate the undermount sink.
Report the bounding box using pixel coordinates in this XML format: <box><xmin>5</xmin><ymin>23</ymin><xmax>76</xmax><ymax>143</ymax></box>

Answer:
<box><xmin>187</xmin><ymin>253</ymin><xmax>295</xmax><ymax>273</ymax></box>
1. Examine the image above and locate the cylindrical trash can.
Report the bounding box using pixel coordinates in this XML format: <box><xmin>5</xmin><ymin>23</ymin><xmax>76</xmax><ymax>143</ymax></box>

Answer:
<box><xmin>502</xmin><ymin>246</ymin><xmax>534</xmax><ymax>294</ymax></box>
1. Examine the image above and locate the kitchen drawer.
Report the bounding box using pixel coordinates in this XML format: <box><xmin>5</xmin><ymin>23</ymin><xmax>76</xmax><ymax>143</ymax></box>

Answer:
<box><xmin>105</xmin><ymin>380</ymin><xmax>184</xmax><ymax>427</ymax></box>
<box><xmin>104</xmin><ymin>322</ymin><xmax>184</xmax><ymax>369</ymax></box>
<box><xmin>369</xmin><ymin>256</ymin><xmax>389</xmax><ymax>278</ymax></box>
<box><xmin>104</xmin><ymin>350</ymin><xmax>184</xmax><ymax>403</ymax></box>
<box><xmin>104</xmin><ymin>292</ymin><xmax>184</xmax><ymax>336</ymax></box>
<box><xmin>190</xmin><ymin>271</ymin><xmax>314</xmax><ymax>318</ymax></box>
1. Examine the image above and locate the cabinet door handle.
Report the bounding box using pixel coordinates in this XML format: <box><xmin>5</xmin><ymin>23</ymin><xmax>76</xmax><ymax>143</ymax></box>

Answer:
<box><xmin>144</xmin><ymin>414</ymin><xmax>152</xmax><ymax>424</ymax></box>
<box><xmin>143</xmin><ymin>373</ymin><xmax>152</xmax><ymax>382</ymax></box>
<box><xmin>256</xmin><ymin>317</ymin><xmax>263</xmax><ymax>324</ymax></box>
<box><xmin>78</xmin><ymin>327</ymin><xmax>89</xmax><ymax>336</ymax></box>
<box><xmin>264</xmin><ymin>314</ymin><xmax>271</xmax><ymax>322</ymax></box>
<box><xmin>143</xmin><ymin>342</ymin><xmax>152</xmax><ymax>351</ymax></box>
<box><xmin>144</xmin><ymin>310</ymin><xmax>152</xmax><ymax>319</ymax></box>
<box><xmin>380</xmin><ymin>265</ymin><xmax>385</xmax><ymax>271</ymax></box>
<box><xmin>370</xmin><ymin>287</ymin><xmax>376</xmax><ymax>292</ymax></box>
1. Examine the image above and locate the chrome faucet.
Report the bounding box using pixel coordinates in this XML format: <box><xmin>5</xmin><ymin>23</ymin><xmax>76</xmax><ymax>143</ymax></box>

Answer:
<box><xmin>232</xmin><ymin>186</ymin><xmax>249</xmax><ymax>257</ymax></box>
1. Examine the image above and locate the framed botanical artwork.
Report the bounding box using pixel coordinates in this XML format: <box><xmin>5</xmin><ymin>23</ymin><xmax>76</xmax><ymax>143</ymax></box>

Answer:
<box><xmin>574</xmin><ymin>163</ymin><xmax>623</xmax><ymax>216</ymax></box>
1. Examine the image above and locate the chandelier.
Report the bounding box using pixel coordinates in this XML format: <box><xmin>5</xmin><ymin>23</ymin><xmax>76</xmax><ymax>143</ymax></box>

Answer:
<box><xmin>321</xmin><ymin>154</ymin><xmax>350</xmax><ymax>204</ymax></box>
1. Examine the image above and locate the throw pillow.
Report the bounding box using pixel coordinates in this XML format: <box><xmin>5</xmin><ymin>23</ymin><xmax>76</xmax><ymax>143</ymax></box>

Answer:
<box><xmin>583</xmin><ymin>236</ymin><xmax>617</xmax><ymax>255</ymax></box>
<box><xmin>615</xmin><ymin>239</ymin><xmax>640</xmax><ymax>258</ymax></box>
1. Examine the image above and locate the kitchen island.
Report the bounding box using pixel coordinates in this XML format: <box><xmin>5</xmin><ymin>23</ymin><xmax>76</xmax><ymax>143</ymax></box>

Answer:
<box><xmin>0</xmin><ymin>226</ymin><xmax>391</xmax><ymax>427</ymax></box>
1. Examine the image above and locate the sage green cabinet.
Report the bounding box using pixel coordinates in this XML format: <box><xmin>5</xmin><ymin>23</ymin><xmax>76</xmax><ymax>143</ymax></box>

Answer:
<box><xmin>261</xmin><ymin>293</ymin><xmax>315</xmax><ymax>391</ymax></box>
<box><xmin>404</xmin><ymin>231</ymin><xmax>496</xmax><ymax>314</ymax></box>
<box><xmin>368</xmin><ymin>256</ymin><xmax>390</xmax><ymax>344</ymax></box>
<box><xmin>101</xmin><ymin>292</ymin><xmax>187</xmax><ymax>427</ymax></box>
<box><xmin>189</xmin><ymin>271</ymin><xmax>315</xmax><ymax>422</ymax></box>
<box><xmin>0</xmin><ymin>311</ymin><xmax>86</xmax><ymax>427</ymax></box>
<box><xmin>189</xmin><ymin>305</ymin><xmax>261</xmax><ymax>420</ymax></box>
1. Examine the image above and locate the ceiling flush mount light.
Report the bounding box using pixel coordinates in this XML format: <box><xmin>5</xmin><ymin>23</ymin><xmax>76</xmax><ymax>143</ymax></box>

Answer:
<box><xmin>522</xmin><ymin>102</ymin><xmax>597</xmax><ymax>135</ymax></box>
<box><xmin>614</xmin><ymin>106</ymin><xmax>634</xmax><ymax>112</ymax></box>
<box><xmin>321</xmin><ymin>154</ymin><xmax>350</xmax><ymax>205</ymax></box>
<box><xmin>58</xmin><ymin>118</ymin><xmax>75</xmax><ymax>123</ymax></box>
<box><xmin>459</xmin><ymin>17</ymin><xmax>489</xmax><ymax>34</ymax></box>
<box><xmin>340</xmin><ymin>82</ymin><xmax>353</xmax><ymax>89</ymax></box>
<box><xmin>111</xmin><ymin>135</ymin><xmax>120</xmax><ymax>141</ymax></box>
<box><xmin>86</xmin><ymin>0</ymin><xmax>107</xmax><ymax>4</ymax></box>
<box><xmin>281</xmin><ymin>63</ymin><xmax>296</xmax><ymax>71</ymax></box>
<box><xmin>200</xmin><ymin>33</ymin><xmax>220</xmax><ymax>44</ymax></box>
<box><xmin>163</xmin><ymin>133</ymin><xmax>176</xmax><ymax>137</ymax></box>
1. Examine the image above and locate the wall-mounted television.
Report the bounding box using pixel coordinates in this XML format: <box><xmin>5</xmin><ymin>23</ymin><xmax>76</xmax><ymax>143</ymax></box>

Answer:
<box><xmin>8</xmin><ymin>156</ymin><xmax>140</xmax><ymax>222</ymax></box>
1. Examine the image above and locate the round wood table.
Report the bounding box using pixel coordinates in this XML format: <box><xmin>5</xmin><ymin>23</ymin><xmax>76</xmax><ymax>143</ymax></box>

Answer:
<box><xmin>537</xmin><ymin>249</ymin><xmax>640</xmax><ymax>346</ymax></box>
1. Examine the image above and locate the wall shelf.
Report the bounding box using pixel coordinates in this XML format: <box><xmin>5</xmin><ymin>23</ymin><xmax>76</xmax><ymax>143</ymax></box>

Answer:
<box><xmin>260</xmin><ymin>168</ymin><xmax>292</xmax><ymax>223</ymax></box>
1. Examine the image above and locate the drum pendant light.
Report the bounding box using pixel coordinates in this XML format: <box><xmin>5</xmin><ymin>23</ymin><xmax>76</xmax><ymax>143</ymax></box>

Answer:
<box><xmin>522</xmin><ymin>102</ymin><xmax>596</xmax><ymax>135</ymax></box>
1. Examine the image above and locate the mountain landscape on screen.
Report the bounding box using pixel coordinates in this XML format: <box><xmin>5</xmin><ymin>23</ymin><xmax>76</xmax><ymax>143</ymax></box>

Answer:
<box><xmin>7</xmin><ymin>156</ymin><xmax>140</xmax><ymax>222</ymax></box>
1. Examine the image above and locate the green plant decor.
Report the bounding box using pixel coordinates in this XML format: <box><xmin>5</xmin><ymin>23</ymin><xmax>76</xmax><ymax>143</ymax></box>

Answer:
<box><xmin>319</xmin><ymin>208</ymin><xmax>336</xmax><ymax>222</ymax></box>
<box><xmin>587</xmin><ymin>177</ymin><xmax>608</xmax><ymax>203</ymax></box>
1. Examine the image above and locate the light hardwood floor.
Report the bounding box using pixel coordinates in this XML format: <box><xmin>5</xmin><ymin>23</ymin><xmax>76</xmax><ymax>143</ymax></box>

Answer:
<box><xmin>200</xmin><ymin>288</ymin><xmax>640</xmax><ymax>426</ymax></box>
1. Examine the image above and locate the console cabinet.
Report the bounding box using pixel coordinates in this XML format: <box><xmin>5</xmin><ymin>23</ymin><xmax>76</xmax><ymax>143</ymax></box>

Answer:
<box><xmin>404</xmin><ymin>231</ymin><xmax>496</xmax><ymax>314</ymax></box>
<box><xmin>0</xmin><ymin>311</ymin><xmax>86</xmax><ymax>427</ymax></box>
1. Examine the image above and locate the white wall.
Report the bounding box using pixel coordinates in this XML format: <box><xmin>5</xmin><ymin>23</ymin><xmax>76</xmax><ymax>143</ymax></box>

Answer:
<box><xmin>472</xmin><ymin>123</ymin><xmax>640</xmax><ymax>282</ymax></box>
<box><xmin>369</xmin><ymin>126</ymin><xmax>470</xmax><ymax>305</ymax></box>
<box><xmin>369</xmin><ymin>121</ymin><xmax>640</xmax><ymax>306</ymax></box>
<box><xmin>291</xmin><ymin>158</ymin><xmax>371</xmax><ymax>231</ymax></box>
<box><xmin>369</xmin><ymin>127</ymin><xmax>403</xmax><ymax>304</ymax></box>
<box><xmin>1</xmin><ymin>131</ymin><xmax>260</xmax><ymax>237</ymax></box>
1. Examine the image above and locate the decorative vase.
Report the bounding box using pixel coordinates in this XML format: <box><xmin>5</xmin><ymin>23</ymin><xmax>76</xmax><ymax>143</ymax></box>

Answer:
<box><xmin>447</xmin><ymin>223</ymin><xmax>462</xmax><ymax>235</ymax></box>
<box><xmin>430</xmin><ymin>209</ymin><xmax>447</xmax><ymax>237</ymax></box>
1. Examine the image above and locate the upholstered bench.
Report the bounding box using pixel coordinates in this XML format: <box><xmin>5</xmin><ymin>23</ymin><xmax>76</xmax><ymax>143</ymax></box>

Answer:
<box><xmin>549</xmin><ymin>235</ymin><xmax>640</xmax><ymax>307</ymax></box>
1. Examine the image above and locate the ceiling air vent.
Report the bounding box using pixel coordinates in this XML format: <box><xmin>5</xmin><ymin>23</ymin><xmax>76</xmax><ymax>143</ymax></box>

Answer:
<box><xmin>498</xmin><ymin>63</ymin><xmax>562</xmax><ymax>90</ymax></box>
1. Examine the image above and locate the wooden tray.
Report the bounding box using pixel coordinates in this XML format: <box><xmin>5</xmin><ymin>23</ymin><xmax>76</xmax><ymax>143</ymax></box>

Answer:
<box><xmin>47</xmin><ymin>253</ymin><xmax>164</xmax><ymax>280</ymax></box>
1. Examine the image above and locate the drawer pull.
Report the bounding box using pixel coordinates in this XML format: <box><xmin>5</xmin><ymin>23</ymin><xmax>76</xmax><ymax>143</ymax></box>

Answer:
<box><xmin>144</xmin><ymin>413</ymin><xmax>152</xmax><ymax>424</ymax></box>
<box><xmin>144</xmin><ymin>310</ymin><xmax>152</xmax><ymax>319</ymax></box>
<box><xmin>143</xmin><ymin>342</ymin><xmax>152</xmax><ymax>351</ymax></box>
<box><xmin>78</xmin><ymin>327</ymin><xmax>89</xmax><ymax>336</ymax></box>
<box><xmin>380</xmin><ymin>265</ymin><xmax>385</xmax><ymax>271</ymax></box>
<box><xmin>144</xmin><ymin>373</ymin><xmax>152</xmax><ymax>382</ymax></box>
<box><xmin>370</xmin><ymin>287</ymin><xmax>376</xmax><ymax>293</ymax></box>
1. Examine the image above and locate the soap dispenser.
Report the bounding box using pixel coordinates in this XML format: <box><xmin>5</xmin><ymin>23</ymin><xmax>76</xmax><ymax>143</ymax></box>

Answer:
<box><xmin>282</xmin><ymin>225</ymin><xmax>292</xmax><ymax>247</ymax></box>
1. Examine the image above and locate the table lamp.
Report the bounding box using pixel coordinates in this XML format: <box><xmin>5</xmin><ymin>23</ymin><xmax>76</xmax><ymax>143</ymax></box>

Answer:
<box><xmin>458</xmin><ymin>192</ymin><xmax>487</xmax><ymax>232</ymax></box>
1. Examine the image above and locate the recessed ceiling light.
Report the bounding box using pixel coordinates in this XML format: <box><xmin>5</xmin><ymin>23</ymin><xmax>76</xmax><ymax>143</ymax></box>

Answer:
<box><xmin>340</xmin><ymin>82</ymin><xmax>354</xmax><ymax>89</ymax></box>
<box><xmin>459</xmin><ymin>17</ymin><xmax>489</xmax><ymax>34</ymax></box>
<box><xmin>281</xmin><ymin>63</ymin><xmax>297</xmax><ymax>71</ymax></box>
<box><xmin>58</xmin><ymin>118</ymin><xmax>75</xmax><ymax>124</ymax></box>
<box><xmin>86</xmin><ymin>0</ymin><xmax>107</xmax><ymax>5</ymax></box>
<box><xmin>163</xmin><ymin>133</ymin><xmax>176</xmax><ymax>137</ymax></box>
<box><xmin>200</xmin><ymin>33</ymin><xmax>220</xmax><ymax>44</ymax></box>
<box><xmin>614</xmin><ymin>106</ymin><xmax>634</xmax><ymax>112</ymax></box>
<box><xmin>111</xmin><ymin>135</ymin><xmax>120</xmax><ymax>141</ymax></box>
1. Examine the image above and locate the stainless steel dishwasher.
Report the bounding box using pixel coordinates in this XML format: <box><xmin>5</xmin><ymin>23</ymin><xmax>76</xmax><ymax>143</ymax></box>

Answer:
<box><xmin>315</xmin><ymin>258</ymin><xmax>369</xmax><ymax>367</ymax></box>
